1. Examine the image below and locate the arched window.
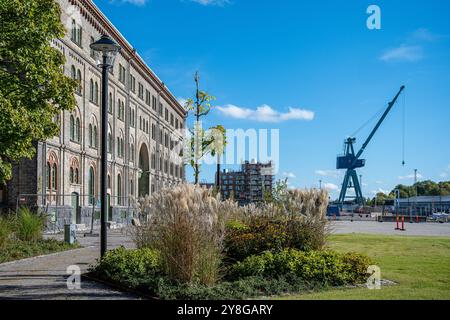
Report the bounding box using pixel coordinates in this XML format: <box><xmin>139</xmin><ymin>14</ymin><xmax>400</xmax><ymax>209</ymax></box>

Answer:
<box><xmin>108</xmin><ymin>174</ymin><xmax>111</xmax><ymax>189</ymax></box>
<box><xmin>52</xmin><ymin>163</ymin><xmax>57</xmax><ymax>190</ymax></box>
<box><xmin>94</xmin><ymin>82</ymin><xmax>99</xmax><ymax>104</ymax></box>
<box><xmin>88</xmin><ymin>124</ymin><xmax>93</xmax><ymax>147</ymax></box>
<box><xmin>93</xmin><ymin>126</ymin><xmax>98</xmax><ymax>148</ymax></box>
<box><xmin>117</xmin><ymin>137</ymin><xmax>121</xmax><ymax>157</ymax></box>
<box><xmin>89</xmin><ymin>79</ymin><xmax>94</xmax><ymax>102</ymax></box>
<box><xmin>71</xmin><ymin>66</ymin><xmax>76</xmax><ymax>81</ymax></box>
<box><xmin>117</xmin><ymin>174</ymin><xmax>122</xmax><ymax>205</ymax></box>
<box><xmin>70</xmin><ymin>115</ymin><xmax>75</xmax><ymax>140</ymax></box>
<box><xmin>75</xmin><ymin>117</ymin><xmax>80</xmax><ymax>142</ymax></box>
<box><xmin>108</xmin><ymin>92</ymin><xmax>113</xmax><ymax>113</ymax></box>
<box><xmin>71</xmin><ymin>20</ymin><xmax>77</xmax><ymax>43</ymax></box>
<box><xmin>70</xmin><ymin>167</ymin><xmax>74</xmax><ymax>184</ymax></box>
<box><xmin>77</xmin><ymin>69</ymin><xmax>82</xmax><ymax>94</ymax></box>
<box><xmin>130</xmin><ymin>179</ymin><xmax>134</xmax><ymax>196</ymax></box>
<box><xmin>90</xmin><ymin>36</ymin><xmax>95</xmax><ymax>58</ymax></box>
<box><xmin>47</xmin><ymin>162</ymin><xmax>52</xmax><ymax>189</ymax></box>
<box><xmin>75</xmin><ymin>168</ymin><xmax>79</xmax><ymax>184</ymax></box>
<box><xmin>88</xmin><ymin>167</ymin><xmax>95</xmax><ymax>205</ymax></box>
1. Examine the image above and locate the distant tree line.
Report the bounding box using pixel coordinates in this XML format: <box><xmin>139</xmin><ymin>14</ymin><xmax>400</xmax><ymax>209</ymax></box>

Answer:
<box><xmin>366</xmin><ymin>180</ymin><xmax>450</xmax><ymax>206</ymax></box>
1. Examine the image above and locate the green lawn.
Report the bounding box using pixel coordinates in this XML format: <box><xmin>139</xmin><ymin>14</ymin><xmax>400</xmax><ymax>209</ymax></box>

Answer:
<box><xmin>281</xmin><ymin>234</ymin><xmax>450</xmax><ymax>300</ymax></box>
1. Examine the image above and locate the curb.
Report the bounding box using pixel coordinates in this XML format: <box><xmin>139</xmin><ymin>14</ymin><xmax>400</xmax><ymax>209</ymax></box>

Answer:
<box><xmin>0</xmin><ymin>246</ymin><xmax>93</xmax><ymax>268</ymax></box>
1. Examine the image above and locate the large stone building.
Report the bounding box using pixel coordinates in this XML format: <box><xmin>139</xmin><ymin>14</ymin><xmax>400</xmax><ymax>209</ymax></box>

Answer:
<box><xmin>0</xmin><ymin>0</ymin><xmax>187</xmax><ymax>226</ymax></box>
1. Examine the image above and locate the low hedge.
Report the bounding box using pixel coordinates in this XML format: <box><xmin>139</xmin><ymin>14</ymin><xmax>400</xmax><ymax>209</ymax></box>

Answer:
<box><xmin>224</xmin><ymin>217</ymin><xmax>327</xmax><ymax>262</ymax></box>
<box><xmin>93</xmin><ymin>247</ymin><xmax>161</xmax><ymax>288</ymax></box>
<box><xmin>229</xmin><ymin>249</ymin><xmax>372</xmax><ymax>286</ymax></box>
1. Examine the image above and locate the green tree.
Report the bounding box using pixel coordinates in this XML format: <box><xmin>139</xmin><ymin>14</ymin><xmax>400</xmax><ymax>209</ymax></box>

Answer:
<box><xmin>0</xmin><ymin>0</ymin><xmax>77</xmax><ymax>184</ymax></box>
<box><xmin>184</xmin><ymin>72</ymin><xmax>226</xmax><ymax>184</ymax></box>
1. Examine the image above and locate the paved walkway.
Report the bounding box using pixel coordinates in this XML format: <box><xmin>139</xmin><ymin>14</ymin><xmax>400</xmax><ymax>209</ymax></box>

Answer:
<box><xmin>0</xmin><ymin>230</ymin><xmax>139</xmax><ymax>300</ymax></box>
<box><xmin>330</xmin><ymin>221</ymin><xmax>450</xmax><ymax>237</ymax></box>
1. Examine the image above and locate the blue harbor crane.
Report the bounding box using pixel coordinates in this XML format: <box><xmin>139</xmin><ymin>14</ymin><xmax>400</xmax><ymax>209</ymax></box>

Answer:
<box><xmin>337</xmin><ymin>86</ymin><xmax>405</xmax><ymax>205</ymax></box>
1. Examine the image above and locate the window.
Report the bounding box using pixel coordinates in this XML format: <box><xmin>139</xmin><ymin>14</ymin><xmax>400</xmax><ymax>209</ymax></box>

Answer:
<box><xmin>75</xmin><ymin>118</ymin><xmax>81</xmax><ymax>142</ymax></box>
<box><xmin>71</xmin><ymin>19</ymin><xmax>82</xmax><ymax>46</ymax></box>
<box><xmin>88</xmin><ymin>167</ymin><xmax>95</xmax><ymax>205</ymax></box>
<box><xmin>129</xmin><ymin>108</ymin><xmax>135</xmax><ymax>127</ymax></box>
<box><xmin>93</xmin><ymin>126</ymin><xmax>98</xmax><ymax>148</ymax></box>
<box><xmin>170</xmin><ymin>113</ymin><xmax>174</xmax><ymax>126</ymax></box>
<box><xmin>117</xmin><ymin>174</ymin><xmax>122</xmax><ymax>205</ymax></box>
<box><xmin>118</xmin><ymin>64</ymin><xmax>126</xmax><ymax>84</ymax></box>
<box><xmin>151</xmin><ymin>153</ymin><xmax>156</xmax><ymax>169</ymax></box>
<box><xmin>146</xmin><ymin>121</ymin><xmax>149</xmax><ymax>134</ymax></box>
<box><xmin>47</xmin><ymin>163</ymin><xmax>51</xmax><ymax>189</ymax></box>
<box><xmin>118</xmin><ymin>99</ymin><xmax>125</xmax><ymax>121</ymax></box>
<box><xmin>108</xmin><ymin>92</ymin><xmax>113</xmax><ymax>113</ymax></box>
<box><xmin>90</xmin><ymin>37</ymin><xmax>96</xmax><ymax>59</ymax></box>
<box><xmin>88</xmin><ymin>124</ymin><xmax>93</xmax><ymax>147</ymax></box>
<box><xmin>107</xmin><ymin>124</ymin><xmax>113</xmax><ymax>154</ymax></box>
<box><xmin>94</xmin><ymin>82</ymin><xmax>99</xmax><ymax>104</ymax></box>
<box><xmin>70</xmin><ymin>158</ymin><xmax>80</xmax><ymax>184</ymax></box>
<box><xmin>89</xmin><ymin>79</ymin><xmax>94</xmax><ymax>102</ymax></box>
<box><xmin>175</xmin><ymin>118</ymin><xmax>179</xmax><ymax>130</ymax></box>
<box><xmin>52</xmin><ymin>163</ymin><xmax>57</xmax><ymax>190</ymax></box>
<box><xmin>70</xmin><ymin>115</ymin><xmax>75</xmax><ymax>140</ymax></box>
<box><xmin>165</xmin><ymin>108</ymin><xmax>169</xmax><ymax>121</ymax></box>
<box><xmin>159</xmin><ymin>103</ymin><xmax>163</xmax><ymax>115</ymax></box>
<box><xmin>145</xmin><ymin>90</ymin><xmax>151</xmax><ymax>105</ymax></box>
<box><xmin>152</xmin><ymin>95</ymin><xmax>157</xmax><ymax>110</ymax></box>
<box><xmin>138</xmin><ymin>83</ymin><xmax>144</xmax><ymax>99</ymax></box>
<box><xmin>130</xmin><ymin>74</ymin><xmax>136</xmax><ymax>92</ymax></box>
<box><xmin>130</xmin><ymin>180</ymin><xmax>134</xmax><ymax>196</ymax></box>
<box><xmin>77</xmin><ymin>70</ymin><xmax>82</xmax><ymax>94</ymax></box>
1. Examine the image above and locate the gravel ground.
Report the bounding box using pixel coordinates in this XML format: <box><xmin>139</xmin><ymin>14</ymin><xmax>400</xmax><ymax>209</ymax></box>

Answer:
<box><xmin>0</xmin><ymin>230</ymin><xmax>139</xmax><ymax>300</ymax></box>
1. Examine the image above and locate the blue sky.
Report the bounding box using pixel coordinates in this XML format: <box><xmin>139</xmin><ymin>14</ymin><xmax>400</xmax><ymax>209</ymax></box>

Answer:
<box><xmin>95</xmin><ymin>0</ymin><xmax>450</xmax><ymax>199</ymax></box>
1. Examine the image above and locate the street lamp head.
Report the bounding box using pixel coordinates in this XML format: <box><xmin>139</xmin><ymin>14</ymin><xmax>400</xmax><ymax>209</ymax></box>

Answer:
<box><xmin>90</xmin><ymin>35</ymin><xmax>121</xmax><ymax>67</ymax></box>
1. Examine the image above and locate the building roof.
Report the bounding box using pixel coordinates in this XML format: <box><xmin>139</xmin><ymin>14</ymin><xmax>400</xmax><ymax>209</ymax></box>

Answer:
<box><xmin>70</xmin><ymin>0</ymin><xmax>186</xmax><ymax>118</ymax></box>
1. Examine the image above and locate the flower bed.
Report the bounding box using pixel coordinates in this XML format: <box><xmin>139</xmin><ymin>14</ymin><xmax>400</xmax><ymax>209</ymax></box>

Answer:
<box><xmin>91</xmin><ymin>184</ymin><xmax>373</xmax><ymax>300</ymax></box>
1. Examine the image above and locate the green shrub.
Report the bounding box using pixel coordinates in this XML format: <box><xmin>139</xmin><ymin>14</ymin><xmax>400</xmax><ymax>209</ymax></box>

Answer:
<box><xmin>0</xmin><ymin>239</ymin><xmax>79</xmax><ymax>264</ymax></box>
<box><xmin>12</xmin><ymin>208</ymin><xmax>45</xmax><ymax>242</ymax></box>
<box><xmin>93</xmin><ymin>247</ymin><xmax>161</xmax><ymax>287</ymax></box>
<box><xmin>225</xmin><ymin>217</ymin><xmax>327</xmax><ymax>261</ymax></box>
<box><xmin>230</xmin><ymin>249</ymin><xmax>372</xmax><ymax>286</ymax></box>
<box><xmin>224</xmin><ymin>217</ymin><xmax>288</xmax><ymax>262</ymax></box>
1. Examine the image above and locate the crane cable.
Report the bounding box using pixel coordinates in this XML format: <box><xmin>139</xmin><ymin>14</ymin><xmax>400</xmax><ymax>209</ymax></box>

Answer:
<box><xmin>402</xmin><ymin>89</ymin><xmax>406</xmax><ymax>166</ymax></box>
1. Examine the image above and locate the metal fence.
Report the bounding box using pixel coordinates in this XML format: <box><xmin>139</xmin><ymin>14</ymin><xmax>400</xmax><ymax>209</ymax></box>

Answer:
<box><xmin>15</xmin><ymin>193</ymin><xmax>140</xmax><ymax>233</ymax></box>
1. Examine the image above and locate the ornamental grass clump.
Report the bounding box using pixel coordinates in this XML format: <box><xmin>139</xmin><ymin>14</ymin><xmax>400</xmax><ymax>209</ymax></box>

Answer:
<box><xmin>12</xmin><ymin>207</ymin><xmax>45</xmax><ymax>242</ymax></box>
<box><xmin>136</xmin><ymin>184</ymin><xmax>232</xmax><ymax>286</ymax></box>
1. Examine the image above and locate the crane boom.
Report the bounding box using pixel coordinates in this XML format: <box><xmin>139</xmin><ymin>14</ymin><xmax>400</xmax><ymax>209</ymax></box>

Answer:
<box><xmin>353</xmin><ymin>86</ymin><xmax>405</xmax><ymax>164</ymax></box>
<box><xmin>337</xmin><ymin>85</ymin><xmax>405</xmax><ymax>206</ymax></box>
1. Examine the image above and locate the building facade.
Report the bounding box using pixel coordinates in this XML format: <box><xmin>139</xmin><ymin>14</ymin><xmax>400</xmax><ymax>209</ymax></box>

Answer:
<box><xmin>220</xmin><ymin>161</ymin><xmax>274</xmax><ymax>205</ymax></box>
<box><xmin>1</xmin><ymin>0</ymin><xmax>187</xmax><ymax>226</ymax></box>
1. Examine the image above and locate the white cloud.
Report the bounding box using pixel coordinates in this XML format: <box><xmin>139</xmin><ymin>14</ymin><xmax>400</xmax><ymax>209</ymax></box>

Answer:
<box><xmin>190</xmin><ymin>0</ymin><xmax>230</xmax><ymax>6</ymax></box>
<box><xmin>315</xmin><ymin>170</ymin><xmax>340</xmax><ymax>178</ymax></box>
<box><xmin>323</xmin><ymin>183</ymin><xmax>339</xmax><ymax>191</ymax></box>
<box><xmin>440</xmin><ymin>172</ymin><xmax>448</xmax><ymax>178</ymax></box>
<box><xmin>371</xmin><ymin>188</ymin><xmax>389</xmax><ymax>195</ymax></box>
<box><xmin>282</xmin><ymin>172</ymin><xmax>296</xmax><ymax>179</ymax></box>
<box><xmin>398</xmin><ymin>173</ymin><xmax>423</xmax><ymax>180</ymax></box>
<box><xmin>380</xmin><ymin>45</ymin><xmax>424</xmax><ymax>62</ymax></box>
<box><xmin>217</xmin><ymin>104</ymin><xmax>315</xmax><ymax>123</ymax></box>
<box><xmin>375</xmin><ymin>180</ymin><xmax>384</xmax><ymax>185</ymax></box>
<box><xmin>177</xmin><ymin>97</ymin><xmax>189</xmax><ymax>109</ymax></box>
<box><xmin>412</xmin><ymin>28</ymin><xmax>446</xmax><ymax>42</ymax></box>
<box><xmin>116</xmin><ymin>0</ymin><xmax>148</xmax><ymax>5</ymax></box>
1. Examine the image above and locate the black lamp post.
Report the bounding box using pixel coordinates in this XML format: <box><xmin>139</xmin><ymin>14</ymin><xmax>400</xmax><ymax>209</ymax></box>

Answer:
<box><xmin>90</xmin><ymin>35</ymin><xmax>121</xmax><ymax>258</ymax></box>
